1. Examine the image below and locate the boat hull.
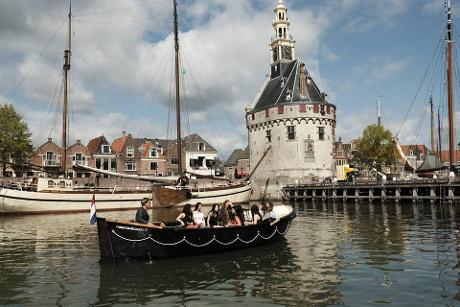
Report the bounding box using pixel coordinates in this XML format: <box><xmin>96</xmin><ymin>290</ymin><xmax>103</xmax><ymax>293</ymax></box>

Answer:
<box><xmin>0</xmin><ymin>188</ymin><xmax>151</xmax><ymax>215</ymax></box>
<box><xmin>96</xmin><ymin>205</ymin><xmax>296</xmax><ymax>261</ymax></box>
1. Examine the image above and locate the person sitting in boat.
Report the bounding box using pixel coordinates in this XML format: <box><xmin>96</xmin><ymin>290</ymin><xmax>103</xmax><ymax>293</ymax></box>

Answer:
<box><xmin>262</xmin><ymin>201</ymin><xmax>279</xmax><ymax>226</ymax></box>
<box><xmin>192</xmin><ymin>202</ymin><xmax>206</xmax><ymax>227</ymax></box>
<box><xmin>228</xmin><ymin>206</ymin><xmax>242</xmax><ymax>226</ymax></box>
<box><xmin>135</xmin><ymin>198</ymin><xmax>153</xmax><ymax>225</ymax></box>
<box><xmin>250</xmin><ymin>204</ymin><xmax>262</xmax><ymax>224</ymax></box>
<box><xmin>234</xmin><ymin>205</ymin><xmax>245</xmax><ymax>225</ymax></box>
<box><xmin>176</xmin><ymin>203</ymin><xmax>197</xmax><ymax>228</ymax></box>
<box><xmin>218</xmin><ymin>200</ymin><xmax>232</xmax><ymax>226</ymax></box>
<box><xmin>206</xmin><ymin>204</ymin><xmax>220</xmax><ymax>227</ymax></box>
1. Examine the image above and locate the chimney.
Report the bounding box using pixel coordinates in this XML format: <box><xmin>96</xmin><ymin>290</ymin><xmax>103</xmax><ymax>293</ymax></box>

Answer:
<box><xmin>122</xmin><ymin>131</ymin><xmax>126</xmax><ymax>136</ymax></box>
<box><xmin>76</xmin><ymin>139</ymin><xmax>81</xmax><ymax>145</ymax></box>
<box><xmin>48</xmin><ymin>137</ymin><xmax>53</xmax><ymax>142</ymax></box>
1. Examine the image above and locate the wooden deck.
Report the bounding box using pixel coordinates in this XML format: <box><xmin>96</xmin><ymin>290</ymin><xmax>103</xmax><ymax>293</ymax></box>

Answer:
<box><xmin>282</xmin><ymin>180</ymin><xmax>460</xmax><ymax>204</ymax></box>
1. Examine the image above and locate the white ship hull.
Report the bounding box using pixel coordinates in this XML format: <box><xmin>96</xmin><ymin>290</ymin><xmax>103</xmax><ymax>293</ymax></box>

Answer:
<box><xmin>0</xmin><ymin>183</ymin><xmax>252</xmax><ymax>214</ymax></box>
<box><xmin>0</xmin><ymin>188</ymin><xmax>151</xmax><ymax>214</ymax></box>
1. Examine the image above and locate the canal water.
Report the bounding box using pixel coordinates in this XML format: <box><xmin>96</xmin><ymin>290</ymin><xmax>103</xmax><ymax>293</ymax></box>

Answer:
<box><xmin>1</xmin><ymin>202</ymin><xmax>460</xmax><ymax>306</ymax></box>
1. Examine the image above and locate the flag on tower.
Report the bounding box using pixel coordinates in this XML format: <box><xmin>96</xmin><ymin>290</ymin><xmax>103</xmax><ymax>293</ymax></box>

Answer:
<box><xmin>90</xmin><ymin>194</ymin><xmax>97</xmax><ymax>225</ymax></box>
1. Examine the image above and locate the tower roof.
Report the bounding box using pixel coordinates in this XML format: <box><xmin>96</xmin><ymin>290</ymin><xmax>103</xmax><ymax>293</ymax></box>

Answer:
<box><xmin>251</xmin><ymin>59</ymin><xmax>327</xmax><ymax>112</ymax></box>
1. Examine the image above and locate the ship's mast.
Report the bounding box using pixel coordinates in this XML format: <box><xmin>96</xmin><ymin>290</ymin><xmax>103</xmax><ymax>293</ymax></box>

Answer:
<box><xmin>447</xmin><ymin>0</ymin><xmax>455</xmax><ymax>170</ymax></box>
<box><xmin>438</xmin><ymin>106</ymin><xmax>443</xmax><ymax>158</ymax></box>
<box><xmin>62</xmin><ymin>2</ymin><xmax>72</xmax><ymax>176</ymax></box>
<box><xmin>430</xmin><ymin>96</ymin><xmax>436</xmax><ymax>154</ymax></box>
<box><xmin>173</xmin><ymin>0</ymin><xmax>182</xmax><ymax>175</ymax></box>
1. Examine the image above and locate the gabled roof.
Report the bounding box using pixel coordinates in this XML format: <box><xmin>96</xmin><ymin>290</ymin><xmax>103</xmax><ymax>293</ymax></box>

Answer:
<box><xmin>225</xmin><ymin>146</ymin><xmax>249</xmax><ymax>166</ymax></box>
<box><xmin>183</xmin><ymin>133</ymin><xmax>217</xmax><ymax>153</ymax></box>
<box><xmin>111</xmin><ymin>135</ymin><xmax>129</xmax><ymax>154</ymax></box>
<box><xmin>400</xmin><ymin>144</ymin><xmax>429</xmax><ymax>157</ymax></box>
<box><xmin>36</xmin><ymin>138</ymin><xmax>61</xmax><ymax>152</ymax></box>
<box><xmin>87</xmin><ymin>135</ymin><xmax>110</xmax><ymax>155</ymax></box>
<box><xmin>251</xmin><ymin>59</ymin><xmax>327</xmax><ymax>112</ymax></box>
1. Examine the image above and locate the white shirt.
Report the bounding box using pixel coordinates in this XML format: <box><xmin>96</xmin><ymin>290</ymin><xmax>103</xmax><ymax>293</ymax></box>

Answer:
<box><xmin>262</xmin><ymin>210</ymin><xmax>276</xmax><ymax>221</ymax></box>
<box><xmin>193</xmin><ymin>211</ymin><xmax>205</xmax><ymax>226</ymax></box>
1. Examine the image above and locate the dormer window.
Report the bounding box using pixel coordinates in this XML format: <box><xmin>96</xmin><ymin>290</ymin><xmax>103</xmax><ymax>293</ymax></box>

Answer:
<box><xmin>150</xmin><ymin>148</ymin><xmax>158</xmax><ymax>157</ymax></box>
<box><xmin>199</xmin><ymin>142</ymin><xmax>205</xmax><ymax>151</ymax></box>
<box><xmin>101</xmin><ymin>145</ymin><xmax>111</xmax><ymax>154</ymax></box>
<box><xmin>126</xmin><ymin>147</ymin><xmax>134</xmax><ymax>157</ymax></box>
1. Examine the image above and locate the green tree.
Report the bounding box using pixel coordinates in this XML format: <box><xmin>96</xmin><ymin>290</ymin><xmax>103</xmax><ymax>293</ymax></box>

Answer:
<box><xmin>352</xmin><ymin>124</ymin><xmax>398</xmax><ymax>171</ymax></box>
<box><xmin>0</xmin><ymin>104</ymin><xmax>34</xmax><ymax>176</ymax></box>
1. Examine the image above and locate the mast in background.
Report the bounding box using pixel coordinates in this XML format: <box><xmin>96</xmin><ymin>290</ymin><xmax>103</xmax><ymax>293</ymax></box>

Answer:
<box><xmin>62</xmin><ymin>2</ymin><xmax>72</xmax><ymax>175</ymax></box>
<box><xmin>173</xmin><ymin>0</ymin><xmax>182</xmax><ymax>175</ymax></box>
<box><xmin>376</xmin><ymin>95</ymin><xmax>383</xmax><ymax>126</ymax></box>
<box><xmin>430</xmin><ymin>96</ymin><xmax>436</xmax><ymax>154</ymax></box>
<box><xmin>438</xmin><ymin>106</ymin><xmax>443</xmax><ymax>159</ymax></box>
<box><xmin>446</xmin><ymin>0</ymin><xmax>455</xmax><ymax>170</ymax></box>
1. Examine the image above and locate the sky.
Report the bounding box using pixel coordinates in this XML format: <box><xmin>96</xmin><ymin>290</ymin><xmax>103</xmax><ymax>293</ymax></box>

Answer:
<box><xmin>0</xmin><ymin>0</ymin><xmax>456</xmax><ymax>159</ymax></box>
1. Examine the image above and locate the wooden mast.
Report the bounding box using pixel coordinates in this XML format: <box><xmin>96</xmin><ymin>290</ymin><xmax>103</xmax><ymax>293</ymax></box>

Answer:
<box><xmin>447</xmin><ymin>0</ymin><xmax>455</xmax><ymax>170</ymax></box>
<box><xmin>173</xmin><ymin>0</ymin><xmax>183</xmax><ymax>175</ymax></box>
<box><xmin>430</xmin><ymin>96</ymin><xmax>436</xmax><ymax>154</ymax></box>
<box><xmin>438</xmin><ymin>106</ymin><xmax>443</xmax><ymax>158</ymax></box>
<box><xmin>62</xmin><ymin>2</ymin><xmax>72</xmax><ymax>176</ymax></box>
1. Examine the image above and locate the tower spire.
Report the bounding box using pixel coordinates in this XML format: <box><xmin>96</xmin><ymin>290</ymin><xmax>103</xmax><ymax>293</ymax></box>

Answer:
<box><xmin>270</xmin><ymin>0</ymin><xmax>295</xmax><ymax>64</ymax></box>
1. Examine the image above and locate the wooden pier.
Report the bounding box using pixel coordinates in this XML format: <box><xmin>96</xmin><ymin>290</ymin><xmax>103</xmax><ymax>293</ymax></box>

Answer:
<box><xmin>282</xmin><ymin>180</ymin><xmax>460</xmax><ymax>204</ymax></box>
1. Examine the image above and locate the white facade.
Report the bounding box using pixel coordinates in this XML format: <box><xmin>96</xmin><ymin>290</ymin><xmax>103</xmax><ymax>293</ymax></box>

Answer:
<box><xmin>246</xmin><ymin>0</ymin><xmax>336</xmax><ymax>200</ymax></box>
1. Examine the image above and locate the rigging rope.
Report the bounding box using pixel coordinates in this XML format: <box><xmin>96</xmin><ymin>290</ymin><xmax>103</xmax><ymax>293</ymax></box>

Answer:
<box><xmin>396</xmin><ymin>34</ymin><xmax>444</xmax><ymax>138</ymax></box>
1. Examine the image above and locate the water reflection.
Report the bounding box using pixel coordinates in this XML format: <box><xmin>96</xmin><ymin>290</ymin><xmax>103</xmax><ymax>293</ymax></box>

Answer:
<box><xmin>1</xmin><ymin>202</ymin><xmax>460</xmax><ymax>305</ymax></box>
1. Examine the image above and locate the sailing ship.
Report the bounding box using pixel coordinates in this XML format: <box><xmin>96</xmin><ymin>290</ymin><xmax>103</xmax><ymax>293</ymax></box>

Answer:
<box><xmin>0</xmin><ymin>1</ymin><xmax>252</xmax><ymax>214</ymax></box>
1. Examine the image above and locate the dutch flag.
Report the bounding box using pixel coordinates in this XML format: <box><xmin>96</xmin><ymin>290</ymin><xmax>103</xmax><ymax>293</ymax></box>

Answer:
<box><xmin>90</xmin><ymin>194</ymin><xmax>97</xmax><ymax>225</ymax></box>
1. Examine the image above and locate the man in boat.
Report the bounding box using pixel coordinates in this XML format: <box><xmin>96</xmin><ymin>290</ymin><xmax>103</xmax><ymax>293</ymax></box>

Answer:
<box><xmin>135</xmin><ymin>198</ymin><xmax>152</xmax><ymax>224</ymax></box>
<box><xmin>135</xmin><ymin>198</ymin><xmax>165</xmax><ymax>228</ymax></box>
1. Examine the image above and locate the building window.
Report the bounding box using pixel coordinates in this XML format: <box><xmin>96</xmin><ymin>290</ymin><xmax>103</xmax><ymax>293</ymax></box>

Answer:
<box><xmin>103</xmin><ymin>159</ymin><xmax>109</xmax><ymax>170</ymax></box>
<box><xmin>96</xmin><ymin>158</ymin><xmax>101</xmax><ymax>169</ymax></box>
<box><xmin>124</xmin><ymin>161</ymin><xmax>136</xmax><ymax>171</ymax></box>
<box><xmin>287</xmin><ymin>125</ymin><xmax>295</xmax><ymax>140</ymax></box>
<box><xmin>409</xmin><ymin>150</ymin><xmax>413</xmax><ymax>156</ymax></box>
<box><xmin>265</xmin><ymin>109</ymin><xmax>270</xmax><ymax>117</ymax></box>
<box><xmin>150</xmin><ymin>148</ymin><xmax>157</xmax><ymax>157</ymax></box>
<box><xmin>278</xmin><ymin>105</ymin><xmax>284</xmax><ymax>114</ymax></box>
<box><xmin>198</xmin><ymin>142</ymin><xmax>205</xmax><ymax>151</ymax></box>
<box><xmin>126</xmin><ymin>147</ymin><xmax>134</xmax><ymax>157</ymax></box>
<box><xmin>171</xmin><ymin>157</ymin><xmax>179</xmax><ymax>165</ymax></box>
<box><xmin>74</xmin><ymin>153</ymin><xmax>85</xmax><ymax>165</ymax></box>
<box><xmin>251</xmin><ymin>114</ymin><xmax>255</xmax><ymax>120</ymax></box>
<box><xmin>305</xmin><ymin>139</ymin><xmax>315</xmax><ymax>161</ymax></box>
<box><xmin>266</xmin><ymin>130</ymin><xmax>272</xmax><ymax>143</ymax></box>
<box><xmin>111</xmin><ymin>159</ymin><xmax>117</xmax><ymax>171</ymax></box>
<box><xmin>318</xmin><ymin>127</ymin><xmax>325</xmax><ymax>141</ymax></box>
<box><xmin>101</xmin><ymin>145</ymin><xmax>111</xmax><ymax>154</ymax></box>
<box><xmin>150</xmin><ymin>162</ymin><xmax>158</xmax><ymax>170</ymax></box>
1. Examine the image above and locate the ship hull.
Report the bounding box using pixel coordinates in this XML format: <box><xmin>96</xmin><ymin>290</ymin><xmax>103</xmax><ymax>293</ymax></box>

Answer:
<box><xmin>97</xmin><ymin>205</ymin><xmax>295</xmax><ymax>261</ymax></box>
<box><xmin>0</xmin><ymin>188</ymin><xmax>151</xmax><ymax>215</ymax></box>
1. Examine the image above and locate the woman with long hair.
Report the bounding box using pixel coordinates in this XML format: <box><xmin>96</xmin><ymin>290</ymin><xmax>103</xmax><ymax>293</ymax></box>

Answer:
<box><xmin>250</xmin><ymin>204</ymin><xmax>262</xmax><ymax>224</ymax></box>
<box><xmin>193</xmin><ymin>202</ymin><xmax>205</xmax><ymax>227</ymax></box>
<box><xmin>176</xmin><ymin>203</ymin><xmax>195</xmax><ymax>227</ymax></box>
<box><xmin>229</xmin><ymin>205</ymin><xmax>242</xmax><ymax>226</ymax></box>
<box><xmin>206</xmin><ymin>204</ymin><xmax>220</xmax><ymax>227</ymax></box>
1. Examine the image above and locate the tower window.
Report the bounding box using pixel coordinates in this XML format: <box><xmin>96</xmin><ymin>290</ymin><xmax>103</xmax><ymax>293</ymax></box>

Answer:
<box><xmin>283</xmin><ymin>28</ymin><xmax>286</xmax><ymax>38</ymax></box>
<box><xmin>305</xmin><ymin>139</ymin><xmax>315</xmax><ymax>161</ymax></box>
<box><xmin>278</xmin><ymin>28</ymin><xmax>282</xmax><ymax>38</ymax></box>
<box><xmin>287</xmin><ymin>126</ymin><xmax>295</xmax><ymax>140</ymax></box>
<box><xmin>318</xmin><ymin>127</ymin><xmax>325</xmax><ymax>141</ymax></box>
<box><xmin>266</xmin><ymin>130</ymin><xmax>272</xmax><ymax>143</ymax></box>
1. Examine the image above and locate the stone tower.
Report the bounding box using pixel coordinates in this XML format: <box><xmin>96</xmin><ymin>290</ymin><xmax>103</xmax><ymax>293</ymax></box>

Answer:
<box><xmin>246</xmin><ymin>0</ymin><xmax>336</xmax><ymax>200</ymax></box>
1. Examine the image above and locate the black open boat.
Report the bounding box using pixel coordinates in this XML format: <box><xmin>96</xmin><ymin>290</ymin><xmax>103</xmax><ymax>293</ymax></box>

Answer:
<box><xmin>96</xmin><ymin>205</ymin><xmax>296</xmax><ymax>261</ymax></box>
